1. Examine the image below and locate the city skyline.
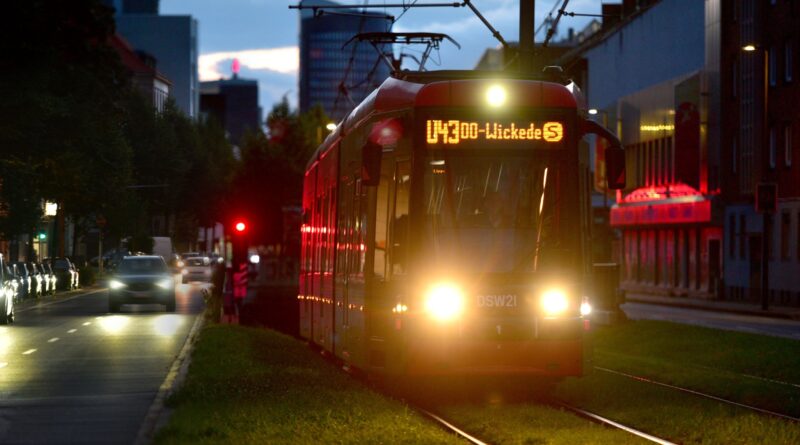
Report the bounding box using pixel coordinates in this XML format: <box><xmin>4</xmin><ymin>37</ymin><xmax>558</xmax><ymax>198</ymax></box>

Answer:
<box><xmin>161</xmin><ymin>0</ymin><xmax>601</xmax><ymax>112</ymax></box>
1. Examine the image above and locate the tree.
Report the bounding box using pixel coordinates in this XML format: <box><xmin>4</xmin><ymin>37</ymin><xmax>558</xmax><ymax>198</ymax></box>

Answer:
<box><xmin>229</xmin><ymin>100</ymin><xmax>330</xmax><ymax>246</ymax></box>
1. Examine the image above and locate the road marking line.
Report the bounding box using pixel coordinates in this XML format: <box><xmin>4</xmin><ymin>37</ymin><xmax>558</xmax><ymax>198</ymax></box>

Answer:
<box><xmin>83</xmin><ymin>322</ymin><xmax>91</xmax><ymax>326</ymax></box>
<box><xmin>48</xmin><ymin>337</ymin><xmax>60</xmax><ymax>343</ymax></box>
<box><xmin>68</xmin><ymin>329</ymin><xmax>77</xmax><ymax>334</ymax></box>
<box><xmin>15</xmin><ymin>289</ymin><xmax>106</xmax><ymax>313</ymax></box>
<box><xmin>22</xmin><ymin>349</ymin><xmax>37</xmax><ymax>355</ymax></box>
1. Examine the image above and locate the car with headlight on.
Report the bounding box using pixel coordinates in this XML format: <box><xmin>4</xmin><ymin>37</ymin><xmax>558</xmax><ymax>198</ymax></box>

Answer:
<box><xmin>181</xmin><ymin>256</ymin><xmax>212</xmax><ymax>283</ymax></box>
<box><xmin>108</xmin><ymin>255</ymin><xmax>175</xmax><ymax>313</ymax></box>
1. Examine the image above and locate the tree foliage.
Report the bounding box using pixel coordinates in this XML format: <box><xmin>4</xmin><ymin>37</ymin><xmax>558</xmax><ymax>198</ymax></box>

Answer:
<box><xmin>230</xmin><ymin>100</ymin><xmax>330</xmax><ymax>246</ymax></box>
<box><xmin>0</xmin><ymin>0</ymin><xmax>235</xmax><ymax>254</ymax></box>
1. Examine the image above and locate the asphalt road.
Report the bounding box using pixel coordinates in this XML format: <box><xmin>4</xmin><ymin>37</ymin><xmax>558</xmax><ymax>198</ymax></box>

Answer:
<box><xmin>622</xmin><ymin>302</ymin><xmax>800</xmax><ymax>340</ymax></box>
<box><xmin>0</xmin><ymin>279</ymin><xmax>207</xmax><ymax>444</ymax></box>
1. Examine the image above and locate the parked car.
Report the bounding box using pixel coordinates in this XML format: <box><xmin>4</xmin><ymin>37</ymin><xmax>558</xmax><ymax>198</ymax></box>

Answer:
<box><xmin>181</xmin><ymin>256</ymin><xmax>212</xmax><ymax>284</ymax></box>
<box><xmin>39</xmin><ymin>262</ymin><xmax>57</xmax><ymax>295</ymax></box>
<box><xmin>108</xmin><ymin>255</ymin><xmax>175</xmax><ymax>313</ymax></box>
<box><xmin>51</xmin><ymin>258</ymin><xmax>79</xmax><ymax>291</ymax></box>
<box><xmin>12</xmin><ymin>263</ymin><xmax>34</xmax><ymax>299</ymax></box>
<box><xmin>26</xmin><ymin>262</ymin><xmax>45</xmax><ymax>297</ymax></box>
<box><xmin>1</xmin><ymin>254</ymin><xmax>16</xmax><ymax>324</ymax></box>
<box><xmin>4</xmin><ymin>264</ymin><xmax>22</xmax><ymax>303</ymax></box>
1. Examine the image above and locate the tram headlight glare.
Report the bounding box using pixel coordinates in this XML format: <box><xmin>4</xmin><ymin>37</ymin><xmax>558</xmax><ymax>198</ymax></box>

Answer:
<box><xmin>580</xmin><ymin>298</ymin><xmax>592</xmax><ymax>316</ymax></box>
<box><xmin>109</xmin><ymin>280</ymin><xmax>126</xmax><ymax>290</ymax></box>
<box><xmin>424</xmin><ymin>282</ymin><xmax>464</xmax><ymax>322</ymax></box>
<box><xmin>541</xmin><ymin>288</ymin><xmax>569</xmax><ymax>316</ymax></box>
<box><xmin>486</xmin><ymin>85</ymin><xmax>507</xmax><ymax>107</ymax></box>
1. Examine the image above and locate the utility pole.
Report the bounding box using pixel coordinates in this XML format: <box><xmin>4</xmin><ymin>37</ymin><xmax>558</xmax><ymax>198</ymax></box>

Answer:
<box><xmin>519</xmin><ymin>0</ymin><xmax>535</xmax><ymax>73</ymax></box>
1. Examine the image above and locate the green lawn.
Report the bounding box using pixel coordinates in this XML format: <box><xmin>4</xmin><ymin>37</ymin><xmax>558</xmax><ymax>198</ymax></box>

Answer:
<box><xmin>553</xmin><ymin>319</ymin><xmax>800</xmax><ymax>444</ymax></box>
<box><xmin>155</xmin><ymin>325</ymin><xmax>463</xmax><ymax>444</ymax></box>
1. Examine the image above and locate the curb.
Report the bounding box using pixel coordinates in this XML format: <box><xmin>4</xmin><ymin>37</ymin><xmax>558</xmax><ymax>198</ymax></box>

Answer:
<box><xmin>134</xmin><ymin>314</ymin><xmax>205</xmax><ymax>445</ymax></box>
<box><xmin>624</xmin><ymin>295</ymin><xmax>800</xmax><ymax>321</ymax></box>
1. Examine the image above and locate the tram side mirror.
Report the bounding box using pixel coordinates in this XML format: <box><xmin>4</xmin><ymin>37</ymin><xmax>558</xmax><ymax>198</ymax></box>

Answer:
<box><xmin>362</xmin><ymin>141</ymin><xmax>382</xmax><ymax>186</ymax></box>
<box><xmin>606</xmin><ymin>145</ymin><xmax>626</xmax><ymax>190</ymax></box>
<box><xmin>580</xmin><ymin>118</ymin><xmax>626</xmax><ymax>190</ymax></box>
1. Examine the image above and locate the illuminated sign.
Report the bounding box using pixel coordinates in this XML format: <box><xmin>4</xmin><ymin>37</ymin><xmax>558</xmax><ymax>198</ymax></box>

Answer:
<box><xmin>425</xmin><ymin>119</ymin><xmax>564</xmax><ymax>145</ymax></box>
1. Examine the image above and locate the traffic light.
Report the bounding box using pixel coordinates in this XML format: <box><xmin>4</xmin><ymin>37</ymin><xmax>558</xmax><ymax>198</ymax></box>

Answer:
<box><xmin>38</xmin><ymin>232</ymin><xmax>47</xmax><ymax>240</ymax></box>
<box><xmin>231</xmin><ymin>219</ymin><xmax>248</xmax><ymax>267</ymax></box>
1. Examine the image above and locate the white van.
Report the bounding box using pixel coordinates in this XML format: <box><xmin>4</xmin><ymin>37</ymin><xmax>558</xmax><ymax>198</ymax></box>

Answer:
<box><xmin>152</xmin><ymin>237</ymin><xmax>173</xmax><ymax>261</ymax></box>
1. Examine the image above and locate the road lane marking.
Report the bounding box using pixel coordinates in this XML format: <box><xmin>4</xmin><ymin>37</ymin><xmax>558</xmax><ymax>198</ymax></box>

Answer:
<box><xmin>48</xmin><ymin>337</ymin><xmax>60</xmax><ymax>343</ymax></box>
<box><xmin>68</xmin><ymin>329</ymin><xmax>77</xmax><ymax>334</ymax></box>
<box><xmin>83</xmin><ymin>322</ymin><xmax>91</xmax><ymax>326</ymax></box>
<box><xmin>22</xmin><ymin>349</ymin><xmax>37</xmax><ymax>355</ymax></box>
<box><xmin>15</xmin><ymin>288</ymin><xmax>106</xmax><ymax>313</ymax></box>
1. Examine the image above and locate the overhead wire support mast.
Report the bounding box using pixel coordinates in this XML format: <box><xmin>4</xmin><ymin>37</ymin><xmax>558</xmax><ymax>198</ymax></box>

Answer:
<box><xmin>542</xmin><ymin>0</ymin><xmax>569</xmax><ymax>48</ymax></box>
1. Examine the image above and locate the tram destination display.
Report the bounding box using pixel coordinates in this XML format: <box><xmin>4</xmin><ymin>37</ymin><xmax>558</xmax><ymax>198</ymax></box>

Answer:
<box><xmin>424</xmin><ymin>118</ymin><xmax>565</xmax><ymax>147</ymax></box>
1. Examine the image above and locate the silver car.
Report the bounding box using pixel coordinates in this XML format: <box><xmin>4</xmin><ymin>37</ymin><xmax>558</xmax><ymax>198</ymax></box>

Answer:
<box><xmin>181</xmin><ymin>256</ymin><xmax>212</xmax><ymax>283</ymax></box>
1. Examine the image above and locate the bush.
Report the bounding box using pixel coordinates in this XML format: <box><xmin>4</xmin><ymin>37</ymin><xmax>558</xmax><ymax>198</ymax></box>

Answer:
<box><xmin>79</xmin><ymin>265</ymin><xmax>96</xmax><ymax>286</ymax></box>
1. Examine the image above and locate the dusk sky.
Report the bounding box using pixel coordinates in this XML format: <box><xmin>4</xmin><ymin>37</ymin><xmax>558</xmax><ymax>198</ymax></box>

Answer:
<box><xmin>161</xmin><ymin>0</ymin><xmax>601</xmax><ymax>113</ymax></box>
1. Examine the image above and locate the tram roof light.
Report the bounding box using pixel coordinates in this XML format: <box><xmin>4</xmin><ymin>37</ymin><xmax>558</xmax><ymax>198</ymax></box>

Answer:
<box><xmin>486</xmin><ymin>84</ymin><xmax>507</xmax><ymax>107</ymax></box>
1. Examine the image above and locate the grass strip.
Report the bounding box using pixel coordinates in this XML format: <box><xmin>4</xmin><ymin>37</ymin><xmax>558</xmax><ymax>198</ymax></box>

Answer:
<box><xmin>556</xmin><ymin>371</ymin><xmax>800</xmax><ymax>444</ymax></box>
<box><xmin>155</xmin><ymin>325</ymin><xmax>463</xmax><ymax>445</ymax></box>
<box><xmin>592</xmin><ymin>320</ymin><xmax>800</xmax><ymax>417</ymax></box>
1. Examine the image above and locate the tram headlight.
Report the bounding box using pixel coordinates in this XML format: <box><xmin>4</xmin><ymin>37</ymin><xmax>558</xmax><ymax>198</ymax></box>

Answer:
<box><xmin>580</xmin><ymin>296</ymin><xmax>592</xmax><ymax>317</ymax></box>
<box><xmin>424</xmin><ymin>282</ymin><xmax>465</xmax><ymax>322</ymax></box>
<box><xmin>109</xmin><ymin>280</ymin><xmax>126</xmax><ymax>290</ymax></box>
<box><xmin>486</xmin><ymin>84</ymin><xmax>507</xmax><ymax>107</ymax></box>
<box><xmin>541</xmin><ymin>288</ymin><xmax>569</xmax><ymax>316</ymax></box>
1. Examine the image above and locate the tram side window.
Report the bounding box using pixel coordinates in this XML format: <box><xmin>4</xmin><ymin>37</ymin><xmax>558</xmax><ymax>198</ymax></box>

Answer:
<box><xmin>373</xmin><ymin>161</ymin><xmax>393</xmax><ymax>279</ymax></box>
<box><xmin>391</xmin><ymin>161</ymin><xmax>411</xmax><ymax>275</ymax></box>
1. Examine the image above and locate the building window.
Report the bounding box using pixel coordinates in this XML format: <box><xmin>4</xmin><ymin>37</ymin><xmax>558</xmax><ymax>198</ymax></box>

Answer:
<box><xmin>786</xmin><ymin>124</ymin><xmax>793</xmax><ymax>167</ymax></box>
<box><xmin>786</xmin><ymin>41</ymin><xmax>793</xmax><ymax>83</ymax></box>
<box><xmin>729</xmin><ymin>214</ymin><xmax>736</xmax><ymax>258</ymax></box>
<box><xmin>769</xmin><ymin>126</ymin><xmax>777</xmax><ymax>169</ymax></box>
<box><xmin>739</xmin><ymin>214</ymin><xmax>746</xmax><ymax>258</ymax></box>
<box><xmin>769</xmin><ymin>47</ymin><xmax>777</xmax><ymax>86</ymax></box>
<box><xmin>781</xmin><ymin>212</ymin><xmax>791</xmax><ymax>260</ymax></box>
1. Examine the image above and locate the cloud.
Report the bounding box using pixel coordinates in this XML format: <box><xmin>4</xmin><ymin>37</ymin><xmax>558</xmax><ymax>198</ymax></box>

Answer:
<box><xmin>199</xmin><ymin>47</ymin><xmax>299</xmax><ymax>81</ymax></box>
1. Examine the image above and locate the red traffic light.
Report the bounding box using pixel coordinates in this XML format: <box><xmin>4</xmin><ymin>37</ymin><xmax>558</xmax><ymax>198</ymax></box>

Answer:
<box><xmin>234</xmin><ymin>221</ymin><xmax>246</xmax><ymax>233</ymax></box>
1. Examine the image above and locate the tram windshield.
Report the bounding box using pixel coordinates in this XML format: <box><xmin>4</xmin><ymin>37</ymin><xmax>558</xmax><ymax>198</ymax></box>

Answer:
<box><xmin>423</xmin><ymin>153</ymin><xmax>573</xmax><ymax>273</ymax></box>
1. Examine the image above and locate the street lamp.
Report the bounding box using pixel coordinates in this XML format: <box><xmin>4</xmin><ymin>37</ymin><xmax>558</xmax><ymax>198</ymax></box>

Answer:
<box><xmin>743</xmin><ymin>43</ymin><xmax>773</xmax><ymax>310</ymax></box>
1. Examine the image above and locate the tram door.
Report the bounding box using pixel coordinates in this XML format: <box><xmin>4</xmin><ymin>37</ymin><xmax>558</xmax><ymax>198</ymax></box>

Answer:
<box><xmin>367</xmin><ymin>156</ymin><xmax>410</xmax><ymax>370</ymax></box>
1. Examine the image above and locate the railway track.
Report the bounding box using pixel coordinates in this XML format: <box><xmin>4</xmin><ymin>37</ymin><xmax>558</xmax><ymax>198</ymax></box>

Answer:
<box><xmin>595</xmin><ymin>366</ymin><xmax>800</xmax><ymax>423</ymax></box>
<box><xmin>410</xmin><ymin>398</ymin><xmax>677</xmax><ymax>445</ymax></box>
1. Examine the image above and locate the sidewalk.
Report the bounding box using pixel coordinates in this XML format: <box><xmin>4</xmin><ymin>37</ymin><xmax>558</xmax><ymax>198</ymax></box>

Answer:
<box><xmin>624</xmin><ymin>292</ymin><xmax>800</xmax><ymax>321</ymax></box>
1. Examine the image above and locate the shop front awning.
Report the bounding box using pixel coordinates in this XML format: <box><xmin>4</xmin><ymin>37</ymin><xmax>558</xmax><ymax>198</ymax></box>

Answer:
<box><xmin>610</xmin><ymin>183</ymin><xmax>712</xmax><ymax>227</ymax></box>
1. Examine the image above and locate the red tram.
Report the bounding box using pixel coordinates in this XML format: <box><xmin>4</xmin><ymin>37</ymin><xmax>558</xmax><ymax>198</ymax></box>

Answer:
<box><xmin>299</xmin><ymin>69</ymin><xmax>624</xmax><ymax>378</ymax></box>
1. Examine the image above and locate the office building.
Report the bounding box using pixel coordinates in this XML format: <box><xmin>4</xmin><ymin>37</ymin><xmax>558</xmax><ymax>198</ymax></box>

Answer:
<box><xmin>298</xmin><ymin>0</ymin><xmax>391</xmax><ymax>122</ymax></box>
<box><xmin>200</xmin><ymin>73</ymin><xmax>261</xmax><ymax>145</ymax></box>
<box><xmin>115</xmin><ymin>14</ymin><xmax>199</xmax><ymax>118</ymax></box>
